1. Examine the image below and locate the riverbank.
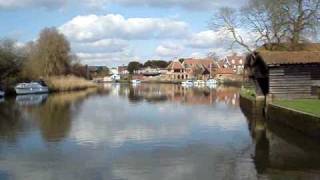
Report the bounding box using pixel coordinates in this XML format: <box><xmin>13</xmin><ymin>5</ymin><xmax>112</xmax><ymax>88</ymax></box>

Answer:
<box><xmin>267</xmin><ymin>102</ymin><xmax>320</xmax><ymax>138</ymax></box>
<box><xmin>45</xmin><ymin>76</ymin><xmax>97</xmax><ymax>92</ymax></box>
<box><xmin>273</xmin><ymin>99</ymin><xmax>320</xmax><ymax>117</ymax></box>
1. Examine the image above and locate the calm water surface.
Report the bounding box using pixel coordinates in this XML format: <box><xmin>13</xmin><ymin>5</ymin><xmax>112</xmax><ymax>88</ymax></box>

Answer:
<box><xmin>0</xmin><ymin>84</ymin><xmax>319</xmax><ymax>180</ymax></box>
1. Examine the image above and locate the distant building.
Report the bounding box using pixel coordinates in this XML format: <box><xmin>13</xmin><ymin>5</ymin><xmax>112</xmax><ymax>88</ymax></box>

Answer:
<box><xmin>110</xmin><ymin>68</ymin><xmax>119</xmax><ymax>75</ymax></box>
<box><xmin>221</xmin><ymin>53</ymin><xmax>245</xmax><ymax>74</ymax></box>
<box><xmin>118</xmin><ymin>66</ymin><xmax>129</xmax><ymax>75</ymax></box>
<box><xmin>166</xmin><ymin>60</ymin><xmax>187</xmax><ymax>80</ymax></box>
<box><xmin>246</xmin><ymin>51</ymin><xmax>320</xmax><ymax>99</ymax></box>
<box><xmin>166</xmin><ymin>58</ymin><xmax>216</xmax><ymax>80</ymax></box>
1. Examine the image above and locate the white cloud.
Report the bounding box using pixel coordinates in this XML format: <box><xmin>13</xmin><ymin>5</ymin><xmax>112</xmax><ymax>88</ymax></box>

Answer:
<box><xmin>155</xmin><ymin>42</ymin><xmax>184</xmax><ymax>57</ymax></box>
<box><xmin>0</xmin><ymin>0</ymin><xmax>66</xmax><ymax>9</ymax></box>
<box><xmin>187</xmin><ymin>30</ymin><xmax>223</xmax><ymax>49</ymax></box>
<box><xmin>76</xmin><ymin>51</ymin><xmax>139</xmax><ymax>66</ymax></box>
<box><xmin>82</xmin><ymin>0</ymin><xmax>248</xmax><ymax>10</ymax></box>
<box><xmin>59</xmin><ymin>14</ymin><xmax>189</xmax><ymax>42</ymax></box>
<box><xmin>72</xmin><ymin>39</ymin><xmax>128</xmax><ymax>53</ymax></box>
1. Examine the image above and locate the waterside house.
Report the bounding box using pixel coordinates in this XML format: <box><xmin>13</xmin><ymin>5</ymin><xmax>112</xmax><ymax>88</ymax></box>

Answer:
<box><xmin>166</xmin><ymin>58</ymin><xmax>215</xmax><ymax>81</ymax></box>
<box><xmin>221</xmin><ymin>53</ymin><xmax>245</xmax><ymax>74</ymax></box>
<box><xmin>245</xmin><ymin>51</ymin><xmax>320</xmax><ymax>99</ymax></box>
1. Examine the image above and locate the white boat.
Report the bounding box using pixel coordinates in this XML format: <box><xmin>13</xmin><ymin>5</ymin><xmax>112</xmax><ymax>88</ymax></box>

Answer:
<box><xmin>15</xmin><ymin>81</ymin><xmax>49</xmax><ymax>95</ymax></box>
<box><xmin>182</xmin><ymin>80</ymin><xmax>193</xmax><ymax>86</ymax></box>
<box><xmin>0</xmin><ymin>90</ymin><xmax>4</xmax><ymax>97</ymax></box>
<box><xmin>194</xmin><ymin>80</ymin><xmax>205</xmax><ymax>86</ymax></box>
<box><xmin>131</xmin><ymin>80</ymin><xmax>142</xmax><ymax>84</ymax></box>
<box><xmin>206</xmin><ymin>79</ymin><xmax>217</xmax><ymax>85</ymax></box>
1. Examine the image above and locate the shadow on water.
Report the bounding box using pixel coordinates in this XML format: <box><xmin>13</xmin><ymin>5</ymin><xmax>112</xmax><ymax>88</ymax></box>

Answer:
<box><xmin>241</xmin><ymin>100</ymin><xmax>320</xmax><ymax>179</ymax></box>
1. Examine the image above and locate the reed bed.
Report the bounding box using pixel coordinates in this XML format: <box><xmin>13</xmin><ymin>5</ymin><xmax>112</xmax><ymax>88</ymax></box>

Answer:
<box><xmin>45</xmin><ymin>75</ymin><xmax>97</xmax><ymax>92</ymax></box>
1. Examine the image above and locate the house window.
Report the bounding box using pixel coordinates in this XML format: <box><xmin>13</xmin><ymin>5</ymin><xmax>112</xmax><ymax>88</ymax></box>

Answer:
<box><xmin>177</xmin><ymin>75</ymin><xmax>180</xmax><ymax>79</ymax></box>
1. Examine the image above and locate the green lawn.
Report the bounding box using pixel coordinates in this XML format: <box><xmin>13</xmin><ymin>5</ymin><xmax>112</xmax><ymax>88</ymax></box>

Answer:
<box><xmin>273</xmin><ymin>99</ymin><xmax>320</xmax><ymax>117</ymax></box>
<box><xmin>240</xmin><ymin>87</ymin><xmax>256</xmax><ymax>100</ymax></box>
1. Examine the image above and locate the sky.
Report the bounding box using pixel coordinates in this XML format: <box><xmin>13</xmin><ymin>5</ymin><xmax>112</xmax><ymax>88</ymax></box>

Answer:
<box><xmin>0</xmin><ymin>0</ymin><xmax>248</xmax><ymax>66</ymax></box>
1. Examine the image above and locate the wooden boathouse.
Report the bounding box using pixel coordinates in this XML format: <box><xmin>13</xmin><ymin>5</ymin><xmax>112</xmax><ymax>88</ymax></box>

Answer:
<box><xmin>245</xmin><ymin>51</ymin><xmax>320</xmax><ymax>99</ymax></box>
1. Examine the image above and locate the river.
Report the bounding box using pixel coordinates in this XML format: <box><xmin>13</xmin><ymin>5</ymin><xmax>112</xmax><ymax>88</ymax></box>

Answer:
<box><xmin>0</xmin><ymin>83</ymin><xmax>319</xmax><ymax>180</ymax></box>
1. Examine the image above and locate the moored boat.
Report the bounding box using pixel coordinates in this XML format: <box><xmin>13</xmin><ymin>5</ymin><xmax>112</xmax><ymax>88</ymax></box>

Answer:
<box><xmin>182</xmin><ymin>80</ymin><xmax>193</xmax><ymax>86</ymax></box>
<box><xmin>206</xmin><ymin>79</ymin><xmax>217</xmax><ymax>85</ymax></box>
<box><xmin>15</xmin><ymin>81</ymin><xmax>49</xmax><ymax>95</ymax></box>
<box><xmin>131</xmin><ymin>79</ymin><xmax>142</xmax><ymax>84</ymax></box>
<box><xmin>194</xmin><ymin>80</ymin><xmax>205</xmax><ymax>86</ymax></box>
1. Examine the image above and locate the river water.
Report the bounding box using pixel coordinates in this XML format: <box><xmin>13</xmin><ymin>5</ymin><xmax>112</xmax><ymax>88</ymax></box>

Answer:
<box><xmin>0</xmin><ymin>83</ymin><xmax>319</xmax><ymax>180</ymax></box>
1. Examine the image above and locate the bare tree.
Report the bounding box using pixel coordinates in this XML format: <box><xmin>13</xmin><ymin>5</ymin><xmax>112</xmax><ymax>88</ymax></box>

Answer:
<box><xmin>211</xmin><ymin>7</ymin><xmax>254</xmax><ymax>53</ymax></box>
<box><xmin>211</xmin><ymin>0</ymin><xmax>320</xmax><ymax>52</ymax></box>
<box><xmin>281</xmin><ymin>0</ymin><xmax>320</xmax><ymax>48</ymax></box>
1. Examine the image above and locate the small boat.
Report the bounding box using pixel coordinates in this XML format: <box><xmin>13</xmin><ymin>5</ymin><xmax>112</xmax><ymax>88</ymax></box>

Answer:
<box><xmin>206</xmin><ymin>79</ymin><xmax>217</xmax><ymax>85</ymax></box>
<box><xmin>194</xmin><ymin>80</ymin><xmax>205</xmax><ymax>86</ymax></box>
<box><xmin>15</xmin><ymin>81</ymin><xmax>49</xmax><ymax>95</ymax></box>
<box><xmin>131</xmin><ymin>80</ymin><xmax>142</xmax><ymax>84</ymax></box>
<box><xmin>182</xmin><ymin>80</ymin><xmax>193</xmax><ymax>86</ymax></box>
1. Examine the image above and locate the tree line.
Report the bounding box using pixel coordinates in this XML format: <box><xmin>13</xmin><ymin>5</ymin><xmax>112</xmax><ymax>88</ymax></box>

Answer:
<box><xmin>127</xmin><ymin>60</ymin><xmax>170</xmax><ymax>74</ymax></box>
<box><xmin>0</xmin><ymin>27</ymin><xmax>88</xmax><ymax>90</ymax></box>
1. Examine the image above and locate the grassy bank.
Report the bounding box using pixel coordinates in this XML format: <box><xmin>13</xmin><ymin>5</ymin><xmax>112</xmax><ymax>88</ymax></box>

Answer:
<box><xmin>240</xmin><ymin>87</ymin><xmax>256</xmax><ymax>101</ymax></box>
<box><xmin>45</xmin><ymin>75</ymin><xmax>97</xmax><ymax>92</ymax></box>
<box><xmin>273</xmin><ymin>99</ymin><xmax>320</xmax><ymax>117</ymax></box>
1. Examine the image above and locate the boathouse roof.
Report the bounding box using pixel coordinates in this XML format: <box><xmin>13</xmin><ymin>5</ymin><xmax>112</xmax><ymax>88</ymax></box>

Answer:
<box><xmin>257</xmin><ymin>51</ymin><xmax>320</xmax><ymax>65</ymax></box>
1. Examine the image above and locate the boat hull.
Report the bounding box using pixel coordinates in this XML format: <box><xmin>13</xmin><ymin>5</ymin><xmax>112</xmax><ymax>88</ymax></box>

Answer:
<box><xmin>15</xmin><ymin>87</ymin><xmax>49</xmax><ymax>95</ymax></box>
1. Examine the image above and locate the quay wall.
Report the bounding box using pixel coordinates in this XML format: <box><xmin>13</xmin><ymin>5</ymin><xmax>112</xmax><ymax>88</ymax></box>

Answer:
<box><xmin>267</xmin><ymin>104</ymin><xmax>320</xmax><ymax>138</ymax></box>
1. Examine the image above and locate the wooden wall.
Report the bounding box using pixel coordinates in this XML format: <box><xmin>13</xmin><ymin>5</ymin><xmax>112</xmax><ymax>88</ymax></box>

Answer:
<box><xmin>269</xmin><ymin>64</ymin><xmax>320</xmax><ymax>99</ymax></box>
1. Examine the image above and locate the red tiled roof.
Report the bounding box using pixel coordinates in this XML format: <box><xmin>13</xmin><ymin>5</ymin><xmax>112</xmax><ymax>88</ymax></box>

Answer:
<box><xmin>216</xmin><ymin>68</ymin><xmax>235</xmax><ymax>74</ymax></box>
<box><xmin>183</xmin><ymin>58</ymin><xmax>214</xmax><ymax>68</ymax></box>
<box><xmin>167</xmin><ymin>61</ymin><xmax>184</xmax><ymax>70</ymax></box>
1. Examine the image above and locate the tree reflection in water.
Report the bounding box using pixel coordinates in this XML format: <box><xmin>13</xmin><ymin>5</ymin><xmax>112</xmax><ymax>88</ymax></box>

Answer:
<box><xmin>0</xmin><ymin>100</ymin><xmax>26</xmax><ymax>142</ymax></box>
<box><xmin>17</xmin><ymin>88</ymin><xmax>100</xmax><ymax>142</ymax></box>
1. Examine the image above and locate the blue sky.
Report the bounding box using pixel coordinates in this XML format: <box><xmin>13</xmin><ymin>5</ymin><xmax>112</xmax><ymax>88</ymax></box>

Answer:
<box><xmin>0</xmin><ymin>0</ymin><xmax>247</xmax><ymax>66</ymax></box>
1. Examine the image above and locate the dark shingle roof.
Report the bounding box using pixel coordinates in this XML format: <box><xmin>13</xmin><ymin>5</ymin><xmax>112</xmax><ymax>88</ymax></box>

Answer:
<box><xmin>258</xmin><ymin>51</ymin><xmax>320</xmax><ymax>65</ymax></box>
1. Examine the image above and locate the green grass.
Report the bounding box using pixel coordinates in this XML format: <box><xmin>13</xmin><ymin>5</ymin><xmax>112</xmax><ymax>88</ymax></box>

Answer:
<box><xmin>240</xmin><ymin>87</ymin><xmax>256</xmax><ymax>100</ymax></box>
<box><xmin>273</xmin><ymin>99</ymin><xmax>320</xmax><ymax>117</ymax></box>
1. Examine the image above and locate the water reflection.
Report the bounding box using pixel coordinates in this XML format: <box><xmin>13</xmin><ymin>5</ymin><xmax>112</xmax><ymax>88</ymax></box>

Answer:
<box><xmin>104</xmin><ymin>83</ymin><xmax>239</xmax><ymax>106</ymax></box>
<box><xmin>1</xmin><ymin>84</ymin><xmax>318</xmax><ymax>179</ymax></box>
<box><xmin>16</xmin><ymin>94</ymin><xmax>48</xmax><ymax>106</ymax></box>
<box><xmin>0</xmin><ymin>100</ymin><xmax>26</xmax><ymax>141</ymax></box>
<box><xmin>242</xmin><ymin>102</ymin><xmax>320</xmax><ymax>179</ymax></box>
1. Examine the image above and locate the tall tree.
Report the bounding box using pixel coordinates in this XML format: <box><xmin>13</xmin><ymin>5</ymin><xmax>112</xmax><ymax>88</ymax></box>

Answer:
<box><xmin>0</xmin><ymin>39</ymin><xmax>25</xmax><ymax>87</ymax></box>
<box><xmin>127</xmin><ymin>61</ymin><xmax>143</xmax><ymax>74</ymax></box>
<box><xmin>25</xmin><ymin>27</ymin><xmax>72</xmax><ymax>78</ymax></box>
